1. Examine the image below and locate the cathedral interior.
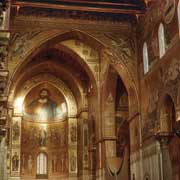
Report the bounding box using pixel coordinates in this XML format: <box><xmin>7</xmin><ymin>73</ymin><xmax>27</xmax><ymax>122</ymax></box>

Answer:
<box><xmin>0</xmin><ymin>0</ymin><xmax>180</xmax><ymax>180</ymax></box>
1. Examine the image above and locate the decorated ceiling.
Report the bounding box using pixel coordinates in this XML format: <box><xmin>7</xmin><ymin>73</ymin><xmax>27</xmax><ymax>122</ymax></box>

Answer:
<box><xmin>12</xmin><ymin>0</ymin><xmax>146</xmax><ymax>15</ymax></box>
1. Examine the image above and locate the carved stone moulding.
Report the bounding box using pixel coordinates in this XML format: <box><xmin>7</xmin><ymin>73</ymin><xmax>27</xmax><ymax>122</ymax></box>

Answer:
<box><xmin>0</xmin><ymin>125</ymin><xmax>6</xmax><ymax>143</ymax></box>
<box><xmin>0</xmin><ymin>71</ymin><xmax>8</xmax><ymax>97</ymax></box>
<box><xmin>154</xmin><ymin>132</ymin><xmax>174</xmax><ymax>146</ymax></box>
<box><xmin>0</xmin><ymin>114</ymin><xmax>6</xmax><ymax>122</ymax></box>
<box><xmin>0</xmin><ymin>31</ymin><xmax>10</xmax><ymax>46</ymax></box>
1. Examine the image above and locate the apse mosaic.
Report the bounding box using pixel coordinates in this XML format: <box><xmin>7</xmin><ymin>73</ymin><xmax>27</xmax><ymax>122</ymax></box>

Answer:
<box><xmin>20</xmin><ymin>84</ymin><xmax>70</xmax><ymax>177</ymax></box>
<box><xmin>23</xmin><ymin>84</ymin><xmax>68</xmax><ymax>122</ymax></box>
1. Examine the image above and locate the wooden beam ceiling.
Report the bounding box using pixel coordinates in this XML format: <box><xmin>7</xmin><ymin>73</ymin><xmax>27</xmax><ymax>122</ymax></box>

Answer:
<box><xmin>12</xmin><ymin>0</ymin><xmax>146</xmax><ymax>15</ymax></box>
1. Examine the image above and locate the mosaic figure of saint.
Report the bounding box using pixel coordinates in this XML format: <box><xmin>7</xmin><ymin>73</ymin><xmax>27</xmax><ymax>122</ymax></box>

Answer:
<box><xmin>60</xmin><ymin>128</ymin><xmax>66</xmax><ymax>146</ymax></box>
<box><xmin>21</xmin><ymin>154</ymin><xmax>25</xmax><ymax>174</ymax></box>
<box><xmin>12</xmin><ymin>152</ymin><xmax>19</xmax><ymax>171</ymax></box>
<box><xmin>39</xmin><ymin>128</ymin><xmax>47</xmax><ymax>146</ymax></box>
<box><xmin>28</xmin><ymin>155</ymin><xmax>33</xmax><ymax>174</ymax></box>
<box><xmin>70</xmin><ymin>125</ymin><xmax>77</xmax><ymax>142</ymax></box>
<box><xmin>12</xmin><ymin>121</ymin><xmax>20</xmax><ymax>141</ymax></box>
<box><xmin>70</xmin><ymin>152</ymin><xmax>76</xmax><ymax>172</ymax></box>
<box><xmin>51</xmin><ymin>154</ymin><xmax>57</xmax><ymax>173</ymax></box>
<box><xmin>50</xmin><ymin>128</ymin><xmax>57</xmax><ymax>144</ymax></box>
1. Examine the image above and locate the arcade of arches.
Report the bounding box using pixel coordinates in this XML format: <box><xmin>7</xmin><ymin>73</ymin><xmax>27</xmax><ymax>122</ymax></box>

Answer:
<box><xmin>0</xmin><ymin>0</ymin><xmax>180</xmax><ymax>180</ymax></box>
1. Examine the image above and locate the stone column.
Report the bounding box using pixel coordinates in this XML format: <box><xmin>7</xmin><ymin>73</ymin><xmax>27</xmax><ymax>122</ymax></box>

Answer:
<box><xmin>104</xmin><ymin>93</ymin><xmax>116</xmax><ymax>158</ymax></box>
<box><xmin>102</xmin><ymin>93</ymin><xmax>117</xmax><ymax>180</ymax></box>
<box><xmin>175</xmin><ymin>105</ymin><xmax>180</xmax><ymax>122</ymax></box>
<box><xmin>82</xmin><ymin>118</ymin><xmax>89</xmax><ymax>178</ymax></box>
<box><xmin>156</xmin><ymin>133</ymin><xmax>173</xmax><ymax>180</ymax></box>
<box><xmin>68</xmin><ymin>117</ymin><xmax>78</xmax><ymax>180</ymax></box>
<box><xmin>77</xmin><ymin>110</ymin><xmax>89</xmax><ymax>180</ymax></box>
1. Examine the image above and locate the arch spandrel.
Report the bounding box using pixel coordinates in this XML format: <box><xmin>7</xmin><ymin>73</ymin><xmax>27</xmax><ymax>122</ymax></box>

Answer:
<box><xmin>91</xmin><ymin>32</ymin><xmax>138</xmax><ymax>83</ymax></box>
<box><xmin>59</xmin><ymin>40</ymin><xmax>100</xmax><ymax>82</ymax></box>
<box><xmin>10</xmin><ymin>29</ymin><xmax>65</xmax><ymax>72</ymax></box>
<box><xmin>13</xmin><ymin>74</ymin><xmax>77</xmax><ymax>117</ymax></box>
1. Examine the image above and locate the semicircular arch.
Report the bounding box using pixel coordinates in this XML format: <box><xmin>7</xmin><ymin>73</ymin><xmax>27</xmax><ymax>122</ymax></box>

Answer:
<box><xmin>13</xmin><ymin>73</ymin><xmax>77</xmax><ymax>117</ymax></box>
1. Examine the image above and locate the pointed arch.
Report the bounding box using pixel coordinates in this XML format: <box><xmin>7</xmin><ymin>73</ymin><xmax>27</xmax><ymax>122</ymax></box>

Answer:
<box><xmin>9</xmin><ymin>30</ymin><xmax>139</xmax><ymax>116</ymax></box>
<box><xmin>158</xmin><ymin>94</ymin><xmax>176</xmax><ymax>133</ymax></box>
<box><xmin>8</xmin><ymin>30</ymin><xmax>100</xmax><ymax>98</ymax></box>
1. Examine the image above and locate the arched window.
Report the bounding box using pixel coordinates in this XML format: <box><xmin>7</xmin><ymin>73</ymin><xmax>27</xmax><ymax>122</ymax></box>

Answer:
<box><xmin>158</xmin><ymin>23</ymin><xmax>166</xmax><ymax>58</ymax></box>
<box><xmin>37</xmin><ymin>153</ymin><xmax>47</xmax><ymax>175</ymax></box>
<box><xmin>178</xmin><ymin>1</ymin><xmax>180</xmax><ymax>36</ymax></box>
<box><xmin>143</xmin><ymin>42</ymin><xmax>149</xmax><ymax>74</ymax></box>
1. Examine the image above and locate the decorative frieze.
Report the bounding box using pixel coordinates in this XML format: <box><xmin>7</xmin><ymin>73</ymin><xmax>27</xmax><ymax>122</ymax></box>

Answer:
<box><xmin>18</xmin><ymin>7</ymin><xmax>136</xmax><ymax>24</ymax></box>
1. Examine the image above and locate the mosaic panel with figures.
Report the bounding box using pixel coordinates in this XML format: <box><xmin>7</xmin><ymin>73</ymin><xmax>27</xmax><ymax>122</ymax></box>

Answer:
<box><xmin>21</xmin><ymin>120</ymin><xmax>68</xmax><ymax>176</ymax></box>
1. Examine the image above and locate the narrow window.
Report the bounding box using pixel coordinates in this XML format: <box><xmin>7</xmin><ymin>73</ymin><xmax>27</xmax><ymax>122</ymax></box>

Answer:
<box><xmin>178</xmin><ymin>1</ymin><xmax>180</xmax><ymax>36</ymax></box>
<box><xmin>143</xmin><ymin>42</ymin><xmax>149</xmax><ymax>74</ymax></box>
<box><xmin>37</xmin><ymin>153</ymin><xmax>47</xmax><ymax>175</ymax></box>
<box><xmin>158</xmin><ymin>23</ymin><xmax>166</xmax><ymax>58</ymax></box>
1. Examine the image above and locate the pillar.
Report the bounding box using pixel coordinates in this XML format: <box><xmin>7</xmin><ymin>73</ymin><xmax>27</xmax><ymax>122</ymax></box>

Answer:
<box><xmin>68</xmin><ymin>116</ymin><xmax>78</xmax><ymax>180</ymax></box>
<box><xmin>156</xmin><ymin>133</ymin><xmax>173</xmax><ymax>180</ymax></box>
<box><xmin>0</xmin><ymin>0</ymin><xmax>10</xmax><ymax>179</ymax></box>
<box><xmin>77</xmin><ymin>110</ymin><xmax>89</xmax><ymax>180</ymax></box>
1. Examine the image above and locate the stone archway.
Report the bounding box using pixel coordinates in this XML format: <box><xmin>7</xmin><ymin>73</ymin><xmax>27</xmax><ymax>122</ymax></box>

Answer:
<box><xmin>9</xmin><ymin>30</ymin><xmax>100</xmax><ymax>95</ymax></box>
<box><xmin>7</xmin><ymin>30</ymin><xmax>140</xmax><ymax>180</ymax></box>
<box><xmin>101</xmin><ymin>65</ymin><xmax>134</xmax><ymax>180</ymax></box>
<box><xmin>101</xmin><ymin>50</ymin><xmax>139</xmax><ymax>117</ymax></box>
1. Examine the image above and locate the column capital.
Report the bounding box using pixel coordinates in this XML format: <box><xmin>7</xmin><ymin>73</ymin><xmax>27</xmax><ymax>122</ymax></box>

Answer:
<box><xmin>176</xmin><ymin>105</ymin><xmax>180</xmax><ymax>121</ymax></box>
<box><xmin>155</xmin><ymin>132</ymin><xmax>173</xmax><ymax>147</ymax></box>
<box><xmin>173</xmin><ymin>128</ymin><xmax>180</xmax><ymax>138</ymax></box>
<box><xmin>95</xmin><ymin>136</ymin><xmax>117</xmax><ymax>144</ymax></box>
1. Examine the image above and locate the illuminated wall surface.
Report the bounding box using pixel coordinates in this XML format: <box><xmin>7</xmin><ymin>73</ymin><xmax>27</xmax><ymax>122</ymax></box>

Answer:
<box><xmin>21</xmin><ymin>120</ymin><xmax>68</xmax><ymax>176</ymax></box>
<box><xmin>1</xmin><ymin>1</ymin><xmax>180</xmax><ymax>180</ymax></box>
<box><xmin>13</xmin><ymin>84</ymin><xmax>69</xmax><ymax>177</ymax></box>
